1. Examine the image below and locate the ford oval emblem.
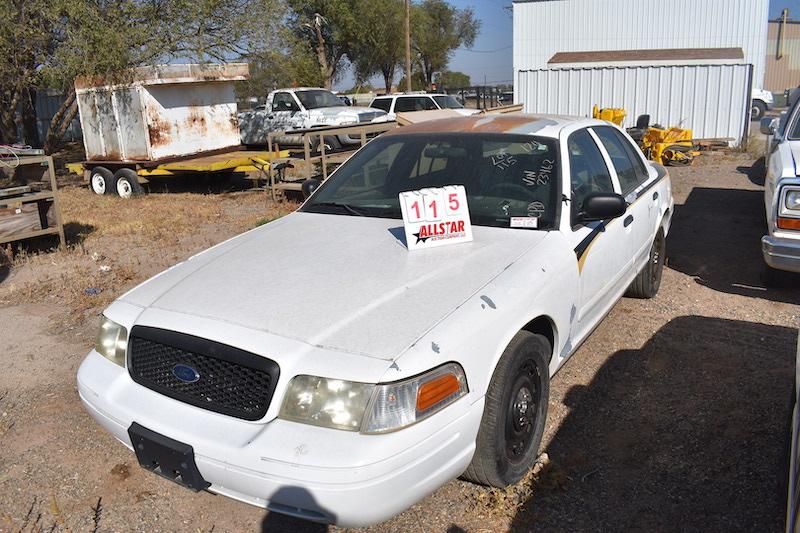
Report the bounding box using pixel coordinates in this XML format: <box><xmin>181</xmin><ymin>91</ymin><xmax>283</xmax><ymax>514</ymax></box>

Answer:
<box><xmin>172</xmin><ymin>363</ymin><xmax>200</xmax><ymax>383</ymax></box>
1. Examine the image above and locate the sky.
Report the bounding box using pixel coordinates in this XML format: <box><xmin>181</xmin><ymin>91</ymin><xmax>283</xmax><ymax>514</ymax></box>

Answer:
<box><xmin>337</xmin><ymin>0</ymin><xmax>800</xmax><ymax>92</ymax></box>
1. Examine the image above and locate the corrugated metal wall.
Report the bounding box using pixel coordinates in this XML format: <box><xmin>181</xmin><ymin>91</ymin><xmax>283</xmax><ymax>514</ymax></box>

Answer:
<box><xmin>765</xmin><ymin>20</ymin><xmax>800</xmax><ymax>92</ymax></box>
<box><xmin>516</xmin><ymin>64</ymin><xmax>752</xmax><ymax>145</ymax></box>
<box><xmin>513</xmin><ymin>0</ymin><xmax>769</xmax><ymax>87</ymax></box>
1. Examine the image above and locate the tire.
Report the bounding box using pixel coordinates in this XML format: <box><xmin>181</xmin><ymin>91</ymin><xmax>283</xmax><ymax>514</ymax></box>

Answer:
<box><xmin>113</xmin><ymin>168</ymin><xmax>145</xmax><ymax>198</ymax></box>
<box><xmin>312</xmin><ymin>136</ymin><xmax>342</xmax><ymax>154</ymax></box>
<box><xmin>89</xmin><ymin>166</ymin><xmax>114</xmax><ymax>195</ymax></box>
<box><xmin>462</xmin><ymin>331</ymin><xmax>550</xmax><ymax>488</ymax></box>
<box><xmin>752</xmin><ymin>100</ymin><xmax>767</xmax><ymax>122</ymax></box>
<box><xmin>626</xmin><ymin>227</ymin><xmax>666</xmax><ymax>299</ymax></box>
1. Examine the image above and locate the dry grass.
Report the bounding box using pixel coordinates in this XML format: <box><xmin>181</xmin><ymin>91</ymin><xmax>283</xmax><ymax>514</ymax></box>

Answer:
<box><xmin>0</xmin><ymin>186</ymin><xmax>298</xmax><ymax>332</ymax></box>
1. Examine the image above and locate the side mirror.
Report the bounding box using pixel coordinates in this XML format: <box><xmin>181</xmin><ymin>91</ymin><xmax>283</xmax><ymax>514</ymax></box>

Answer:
<box><xmin>579</xmin><ymin>192</ymin><xmax>627</xmax><ymax>222</ymax></box>
<box><xmin>301</xmin><ymin>178</ymin><xmax>321</xmax><ymax>199</ymax></box>
<box><xmin>761</xmin><ymin>116</ymin><xmax>778</xmax><ymax>136</ymax></box>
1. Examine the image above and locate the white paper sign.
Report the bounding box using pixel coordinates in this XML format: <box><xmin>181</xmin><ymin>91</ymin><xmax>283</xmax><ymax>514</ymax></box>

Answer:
<box><xmin>399</xmin><ymin>185</ymin><xmax>473</xmax><ymax>251</ymax></box>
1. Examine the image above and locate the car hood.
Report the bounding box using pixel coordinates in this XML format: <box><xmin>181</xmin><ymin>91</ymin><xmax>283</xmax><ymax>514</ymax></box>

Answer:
<box><xmin>308</xmin><ymin>106</ymin><xmax>386</xmax><ymax>121</ymax></box>
<box><xmin>120</xmin><ymin>213</ymin><xmax>548</xmax><ymax>360</ymax></box>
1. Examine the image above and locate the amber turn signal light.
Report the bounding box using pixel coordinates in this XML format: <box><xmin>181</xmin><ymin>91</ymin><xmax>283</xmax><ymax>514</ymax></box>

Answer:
<box><xmin>777</xmin><ymin>217</ymin><xmax>800</xmax><ymax>230</ymax></box>
<box><xmin>416</xmin><ymin>373</ymin><xmax>461</xmax><ymax>411</ymax></box>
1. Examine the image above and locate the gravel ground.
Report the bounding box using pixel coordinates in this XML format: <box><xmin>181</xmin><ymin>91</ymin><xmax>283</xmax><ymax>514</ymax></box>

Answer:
<box><xmin>0</xmin><ymin>152</ymin><xmax>798</xmax><ymax>532</ymax></box>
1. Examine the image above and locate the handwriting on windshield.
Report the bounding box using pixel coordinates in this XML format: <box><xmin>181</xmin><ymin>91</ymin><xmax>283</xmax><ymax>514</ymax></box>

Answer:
<box><xmin>491</xmin><ymin>152</ymin><xmax>517</xmax><ymax>170</ymax></box>
<box><xmin>523</xmin><ymin>159</ymin><xmax>555</xmax><ymax>186</ymax></box>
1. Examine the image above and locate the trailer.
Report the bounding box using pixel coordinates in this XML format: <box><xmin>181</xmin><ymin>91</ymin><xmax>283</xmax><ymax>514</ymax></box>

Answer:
<box><xmin>70</xmin><ymin>63</ymin><xmax>285</xmax><ymax>198</ymax></box>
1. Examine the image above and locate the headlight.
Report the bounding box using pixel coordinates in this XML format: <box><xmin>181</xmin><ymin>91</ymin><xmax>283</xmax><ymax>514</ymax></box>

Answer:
<box><xmin>278</xmin><ymin>363</ymin><xmax>468</xmax><ymax>433</ymax></box>
<box><xmin>279</xmin><ymin>376</ymin><xmax>374</xmax><ymax>431</ymax></box>
<box><xmin>785</xmin><ymin>189</ymin><xmax>800</xmax><ymax>211</ymax></box>
<box><xmin>362</xmin><ymin>363</ymin><xmax>468</xmax><ymax>434</ymax></box>
<box><xmin>95</xmin><ymin>316</ymin><xmax>128</xmax><ymax>366</ymax></box>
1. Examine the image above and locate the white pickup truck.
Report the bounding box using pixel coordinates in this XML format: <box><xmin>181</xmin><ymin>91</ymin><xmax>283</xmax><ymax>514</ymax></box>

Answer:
<box><xmin>761</xmin><ymin>100</ymin><xmax>800</xmax><ymax>283</ymax></box>
<box><xmin>238</xmin><ymin>87</ymin><xmax>388</xmax><ymax>150</ymax></box>
<box><xmin>78</xmin><ymin>114</ymin><xmax>673</xmax><ymax>527</ymax></box>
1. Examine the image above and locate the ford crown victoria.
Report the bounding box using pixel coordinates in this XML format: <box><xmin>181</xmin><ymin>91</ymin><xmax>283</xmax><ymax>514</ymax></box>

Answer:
<box><xmin>78</xmin><ymin>114</ymin><xmax>673</xmax><ymax>527</ymax></box>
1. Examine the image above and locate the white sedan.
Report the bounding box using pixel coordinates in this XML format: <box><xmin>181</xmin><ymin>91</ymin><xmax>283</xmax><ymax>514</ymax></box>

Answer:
<box><xmin>78</xmin><ymin>114</ymin><xmax>673</xmax><ymax>527</ymax></box>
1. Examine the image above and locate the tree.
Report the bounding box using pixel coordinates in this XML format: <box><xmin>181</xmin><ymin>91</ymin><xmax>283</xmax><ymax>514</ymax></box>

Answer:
<box><xmin>286</xmin><ymin>0</ymin><xmax>362</xmax><ymax>89</ymax></box>
<box><xmin>396</xmin><ymin>71</ymin><xmax>427</xmax><ymax>92</ymax></box>
<box><xmin>411</xmin><ymin>0</ymin><xmax>480</xmax><ymax>90</ymax></box>
<box><xmin>0</xmin><ymin>0</ymin><xmax>286</xmax><ymax>152</ymax></box>
<box><xmin>437</xmin><ymin>70</ymin><xmax>470</xmax><ymax>89</ymax></box>
<box><xmin>349</xmin><ymin>0</ymin><xmax>405</xmax><ymax>93</ymax></box>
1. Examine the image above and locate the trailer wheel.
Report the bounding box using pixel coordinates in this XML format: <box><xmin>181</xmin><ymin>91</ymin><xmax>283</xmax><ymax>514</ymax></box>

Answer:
<box><xmin>89</xmin><ymin>167</ymin><xmax>114</xmax><ymax>195</ymax></box>
<box><xmin>113</xmin><ymin>168</ymin><xmax>145</xmax><ymax>198</ymax></box>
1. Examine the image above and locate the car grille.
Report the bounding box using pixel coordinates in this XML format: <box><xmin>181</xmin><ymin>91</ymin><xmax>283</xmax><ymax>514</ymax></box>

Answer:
<box><xmin>127</xmin><ymin>326</ymin><xmax>280</xmax><ymax>421</ymax></box>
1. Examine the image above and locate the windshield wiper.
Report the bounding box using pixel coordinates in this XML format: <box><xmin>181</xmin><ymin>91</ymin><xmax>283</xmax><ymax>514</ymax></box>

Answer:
<box><xmin>306</xmin><ymin>202</ymin><xmax>367</xmax><ymax>216</ymax></box>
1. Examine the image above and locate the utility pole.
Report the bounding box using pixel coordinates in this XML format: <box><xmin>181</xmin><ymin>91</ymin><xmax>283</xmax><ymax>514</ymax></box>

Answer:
<box><xmin>404</xmin><ymin>0</ymin><xmax>412</xmax><ymax>92</ymax></box>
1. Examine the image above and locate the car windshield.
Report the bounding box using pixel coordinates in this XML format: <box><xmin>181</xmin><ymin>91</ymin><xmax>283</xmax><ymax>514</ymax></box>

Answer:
<box><xmin>433</xmin><ymin>95</ymin><xmax>465</xmax><ymax>109</ymax></box>
<box><xmin>296</xmin><ymin>90</ymin><xmax>345</xmax><ymax>109</ymax></box>
<box><xmin>302</xmin><ymin>133</ymin><xmax>560</xmax><ymax>230</ymax></box>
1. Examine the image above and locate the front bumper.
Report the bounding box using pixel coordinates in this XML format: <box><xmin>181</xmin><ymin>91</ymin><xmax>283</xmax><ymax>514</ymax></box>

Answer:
<box><xmin>762</xmin><ymin>235</ymin><xmax>800</xmax><ymax>273</ymax></box>
<box><xmin>77</xmin><ymin>350</ymin><xmax>482</xmax><ymax>527</ymax></box>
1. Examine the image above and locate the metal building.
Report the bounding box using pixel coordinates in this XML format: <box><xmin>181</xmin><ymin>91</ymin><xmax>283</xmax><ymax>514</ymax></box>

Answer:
<box><xmin>765</xmin><ymin>17</ymin><xmax>800</xmax><ymax>93</ymax></box>
<box><xmin>512</xmin><ymin>0</ymin><xmax>766</xmax><ymax>145</ymax></box>
<box><xmin>513</xmin><ymin>0</ymin><xmax>769</xmax><ymax>87</ymax></box>
<box><xmin>517</xmin><ymin>64</ymin><xmax>753</xmax><ymax>145</ymax></box>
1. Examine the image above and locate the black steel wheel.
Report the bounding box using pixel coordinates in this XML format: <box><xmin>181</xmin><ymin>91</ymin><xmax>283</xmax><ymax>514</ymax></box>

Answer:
<box><xmin>462</xmin><ymin>331</ymin><xmax>550</xmax><ymax>488</ymax></box>
<box><xmin>626</xmin><ymin>227</ymin><xmax>666</xmax><ymax>299</ymax></box>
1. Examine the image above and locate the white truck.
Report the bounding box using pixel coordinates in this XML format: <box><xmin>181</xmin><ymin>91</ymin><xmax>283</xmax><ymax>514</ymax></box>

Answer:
<box><xmin>78</xmin><ymin>114</ymin><xmax>673</xmax><ymax>527</ymax></box>
<box><xmin>238</xmin><ymin>88</ymin><xmax>389</xmax><ymax>150</ymax></box>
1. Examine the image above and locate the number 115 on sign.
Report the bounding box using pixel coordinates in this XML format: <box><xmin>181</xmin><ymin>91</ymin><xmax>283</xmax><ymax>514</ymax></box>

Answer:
<box><xmin>399</xmin><ymin>185</ymin><xmax>473</xmax><ymax>251</ymax></box>
<box><xmin>402</xmin><ymin>188</ymin><xmax>465</xmax><ymax>223</ymax></box>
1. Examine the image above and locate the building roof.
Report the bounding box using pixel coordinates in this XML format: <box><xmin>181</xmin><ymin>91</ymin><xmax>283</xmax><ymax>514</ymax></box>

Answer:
<box><xmin>548</xmin><ymin>47</ymin><xmax>744</xmax><ymax>64</ymax></box>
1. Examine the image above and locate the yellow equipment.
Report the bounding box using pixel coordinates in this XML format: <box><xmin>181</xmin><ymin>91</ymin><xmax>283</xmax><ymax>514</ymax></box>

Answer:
<box><xmin>640</xmin><ymin>126</ymin><xmax>699</xmax><ymax>166</ymax></box>
<box><xmin>592</xmin><ymin>104</ymin><xmax>626</xmax><ymax>126</ymax></box>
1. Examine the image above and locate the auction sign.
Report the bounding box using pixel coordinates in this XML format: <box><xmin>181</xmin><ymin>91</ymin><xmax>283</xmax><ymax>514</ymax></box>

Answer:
<box><xmin>399</xmin><ymin>185</ymin><xmax>473</xmax><ymax>251</ymax></box>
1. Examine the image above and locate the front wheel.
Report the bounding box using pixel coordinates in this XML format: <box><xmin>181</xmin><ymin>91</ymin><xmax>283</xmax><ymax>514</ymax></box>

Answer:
<box><xmin>751</xmin><ymin>100</ymin><xmax>767</xmax><ymax>121</ymax></box>
<box><xmin>462</xmin><ymin>331</ymin><xmax>550</xmax><ymax>488</ymax></box>
<box><xmin>626</xmin><ymin>228</ymin><xmax>666</xmax><ymax>299</ymax></box>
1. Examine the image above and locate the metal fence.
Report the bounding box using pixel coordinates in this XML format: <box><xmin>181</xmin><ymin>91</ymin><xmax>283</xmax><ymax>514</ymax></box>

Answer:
<box><xmin>442</xmin><ymin>86</ymin><xmax>509</xmax><ymax>110</ymax></box>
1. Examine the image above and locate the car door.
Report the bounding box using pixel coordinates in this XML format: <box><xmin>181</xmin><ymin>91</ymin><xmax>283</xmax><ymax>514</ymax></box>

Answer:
<box><xmin>566</xmin><ymin>128</ymin><xmax>630</xmax><ymax>335</ymax></box>
<box><xmin>592</xmin><ymin>126</ymin><xmax>655</xmax><ymax>269</ymax></box>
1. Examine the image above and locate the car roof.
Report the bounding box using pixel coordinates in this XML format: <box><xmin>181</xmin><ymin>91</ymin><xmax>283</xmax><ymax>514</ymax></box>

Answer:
<box><xmin>383</xmin><ymin>113</ymin><xmax>606</xmax><ymax>138</ymax></box>
<box><xmin>373</xmin><ymin>93</ymin><xmax>449</xmax><ymax>99</ymax></box>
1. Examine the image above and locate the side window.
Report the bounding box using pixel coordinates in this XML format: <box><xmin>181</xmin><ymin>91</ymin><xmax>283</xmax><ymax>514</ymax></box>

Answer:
<box><xmin>593</xmin><ymin>127</ymin><xmax>648</xmax><ymax>195</ymax></box>
<box><xmin>568</xmin><ymin>129</ymin><xmax>614</xmax><ymax>225</ymax></box>
<box><xmin>272</xmin><ymin>92</ymin><xmax>297</xmax><ymax>112</ymax></box>
<box><xmin>370</xmin><ymin>99</ymin><xmax>391</xmax><ymax>112</ymax></box>
<box><xmin>418</xmin><ymin>97</ymin><xmax>438</xmax><ymax>110</ymax></box>
<box><xmin>394</xmin><ymin>97</ymin><xmax>416</xmax><ymax>113</ymax></box>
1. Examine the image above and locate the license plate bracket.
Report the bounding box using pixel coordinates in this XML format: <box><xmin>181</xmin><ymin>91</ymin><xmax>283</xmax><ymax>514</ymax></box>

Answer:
<box><xmin>127</xmin><ymin>422</ymin><xmax>211</xmax><ymax>492</ymax></box>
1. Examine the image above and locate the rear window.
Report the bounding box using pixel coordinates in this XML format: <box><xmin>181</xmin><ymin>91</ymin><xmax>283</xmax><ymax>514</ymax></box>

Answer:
<box><xmin>370</xmin><ymin>99</ymin><xmax>391</xmax><ymax>112</ymax></box>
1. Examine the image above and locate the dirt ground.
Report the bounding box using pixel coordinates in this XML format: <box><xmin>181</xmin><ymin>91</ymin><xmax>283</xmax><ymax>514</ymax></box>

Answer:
<box><xmin>0</xmin><ymin>152</ymin><xmax>798</xmax><ymax>533</ymax></box>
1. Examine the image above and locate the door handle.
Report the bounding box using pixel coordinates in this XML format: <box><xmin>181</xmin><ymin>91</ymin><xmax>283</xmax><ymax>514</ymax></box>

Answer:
<box><xmin>624</xmin><ymin>214</ymin><xmax>634</xmax><ymax>227</ymax></box>
<box><xmin>652</xmin><ymin>191</ymin><xmax>659</xmax><ymax>201</ymax></box>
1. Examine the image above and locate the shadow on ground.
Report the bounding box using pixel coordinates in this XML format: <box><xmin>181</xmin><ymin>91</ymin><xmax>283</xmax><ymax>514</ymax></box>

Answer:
<box><xmin>668</xmin><ymin>185</ymin><xmax>800</xmax><ymax>304</ymax></box>
<box><xmin>512</xmin><ymin>316</ymin><xmax>797</xmax><ymax>532</ymax></box>
<box><xmin>144</xmin><ymin>172</ymin><xmax>263</xmax><ymax>196</ymax></box>
<box><xmin>737</xmin><ymin>156</ymin><xmax>767</xmax><ymax>187</ymax></box>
